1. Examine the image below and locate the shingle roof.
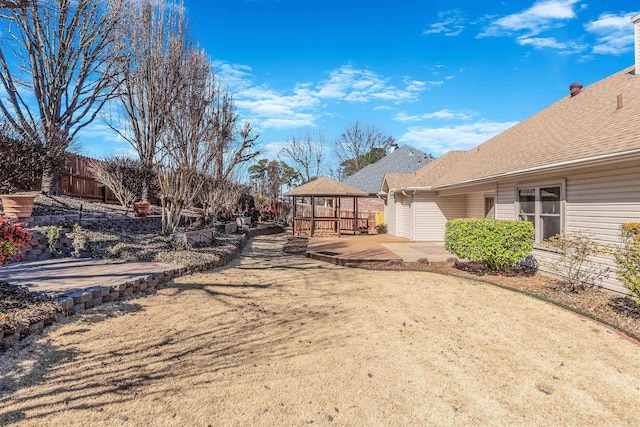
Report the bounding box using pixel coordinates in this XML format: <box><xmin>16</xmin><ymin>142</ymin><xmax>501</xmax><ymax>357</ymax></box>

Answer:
<box><xmin>388</xmin><ymin>66</ymin><xmax>640</xmax><ymax>190</ymax></box>
<box><xmin>342</xmin><ymin>145</ymin><xmax>432</xmax><ymax>193</ymax></box>
<box><xmin>284</xmin><ymin>176</ymin><xmax>368</xmax><ymax>196</ymax></box>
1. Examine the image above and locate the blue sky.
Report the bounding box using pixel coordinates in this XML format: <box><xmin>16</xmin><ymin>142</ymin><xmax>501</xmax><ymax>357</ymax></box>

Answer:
<box><xmin>81</xmin><ymin>0</ymin><xmax>639</xmax><ymax>173</ymax></box>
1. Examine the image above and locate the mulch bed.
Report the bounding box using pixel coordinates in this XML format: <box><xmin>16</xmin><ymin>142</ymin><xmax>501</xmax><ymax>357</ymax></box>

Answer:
<box><xmin>0</xmin><ymin>283</ymin><xmax>59</xmax><ymax>336</ymax></box>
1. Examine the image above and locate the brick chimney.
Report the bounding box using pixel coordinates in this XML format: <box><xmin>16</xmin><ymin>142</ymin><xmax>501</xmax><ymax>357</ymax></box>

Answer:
<box><xmin>634</xmin><ymin>13</ymin><xmax>640</xmax><ymax>75</ymax></box>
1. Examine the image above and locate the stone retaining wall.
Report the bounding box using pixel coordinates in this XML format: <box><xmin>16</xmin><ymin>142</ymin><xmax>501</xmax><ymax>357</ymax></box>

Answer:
<box><xmin>26</xmin><ymin>215</ymin><xmax>162</xmax><ymax>233</ymax></box>
<box><xmin>0</xmin><ymin>225</ymin><xmax>284</xmax><ymax>350</ymax></box>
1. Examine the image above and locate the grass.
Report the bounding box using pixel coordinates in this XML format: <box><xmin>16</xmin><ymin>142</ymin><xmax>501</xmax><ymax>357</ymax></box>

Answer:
<box><xmin>0</xmin><ymin>235</ymin><xmax>639</xmax><ymax>425</ymax></box>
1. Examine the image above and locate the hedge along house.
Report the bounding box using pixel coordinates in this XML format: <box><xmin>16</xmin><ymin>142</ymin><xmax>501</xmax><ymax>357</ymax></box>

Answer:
<box><xmin>380</xmin><ymin>14</ymin><xmax>640</xmax><ymax>294</ymax></box>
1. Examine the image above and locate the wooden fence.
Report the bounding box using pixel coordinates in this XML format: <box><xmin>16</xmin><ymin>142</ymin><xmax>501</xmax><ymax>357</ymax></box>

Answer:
<box><xmin>61</xmin><ymin>153</ymin><xmax>118</xmax><ymax>202</ymax></box>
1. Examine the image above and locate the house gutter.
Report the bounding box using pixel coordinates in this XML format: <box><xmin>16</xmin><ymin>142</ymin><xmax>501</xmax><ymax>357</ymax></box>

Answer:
<box><xmin>387</xmin><ymin>148</ymin><xmax>640</xmax><ymax>193</ymax></box>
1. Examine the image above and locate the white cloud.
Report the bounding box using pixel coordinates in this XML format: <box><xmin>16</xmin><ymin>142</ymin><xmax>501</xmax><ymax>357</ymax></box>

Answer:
<box><xmin>399</xmin><ymin>120</ymin><xmax>518</xmax><ymax>156</ymax></box>
<box><xmin>585</xmin><ymin>12</ymin><xmax>638</xmax><ymax>55</ymax></box>
<box><xmin>260</xmin><ymin>115</ymin><xmax>317</xmax><ymax>129</ymax></box>
<box><xmin>393</xmin><ymin>109</ymin><xmax>476</xmax><ymax>122</ymax></box>
<box><xmin>214</xmin><ymin>62</ymin><xmax>429</xmax><ymax>130</ymax></box>
<box><xmin>423</xmin><ymin>9</ymin><xmax>466</xmax><ymax>36</ymax></box>
<box><xmin>316</xmin><ymin>65</ymin><xmax>425</xmax><ymax>103</ymax></box>
<box><xmin>212</xmin><ymin>62</ymin><xmax>254</xmax><ymax>90</ymax></box>
<box><xmin>479</xmin><ymin>0</ymin><xmax>580</xmax><ymax>37</ymax></box>
<box><xmin>516</xmin><ymin>35</ymin><xmax>586</xmax><ymax>51</ymax></box>
<box><xmin>260</xmin><ymin>140</ymin><xmax>286</xmax><ymax>158</ymax></box>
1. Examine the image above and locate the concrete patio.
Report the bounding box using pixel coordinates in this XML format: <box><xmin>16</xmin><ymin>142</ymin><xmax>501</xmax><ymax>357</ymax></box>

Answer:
<box><xmin>0</xmin><ymin>258</ymin><xmax>183</xmax><ymax>295</ymax></box>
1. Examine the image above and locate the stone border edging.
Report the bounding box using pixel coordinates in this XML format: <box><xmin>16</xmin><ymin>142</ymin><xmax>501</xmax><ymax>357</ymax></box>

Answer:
<box><xmin>0</xmin><ymin>225</ymin><xmax>284</xmax><ymax>350</ymax></box>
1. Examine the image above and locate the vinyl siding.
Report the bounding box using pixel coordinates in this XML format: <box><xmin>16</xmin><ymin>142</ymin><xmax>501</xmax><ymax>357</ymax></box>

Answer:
<box><xmin>437</xmin><ymin>182</ymin><xmax>496</xmax><ymax>197</ymax></box>
<box><xmin>385</xmin><ymin>193</ymin><xmax>397</xmax><ymax>236</ymax></box>
<box><xmin>466</xmin><ymin>192</ymin><xmax>495</xmax><ymax>218</ymax></box>
<box><xmin>398</xmin><ymin>193</ymin><xmax>412</xmax><ymax>240</ymax></box>
<box><xmin>496</xmin><ymin>182</ymin><xmax>516</xmax><ymax>220</ymax></box>
<box><xmin>495</xmin><ymin>162</ymin><xmax>640</xmax><ymax>294</ymax></box>
<box><xmin>413</xmin><ymin>192</ymin><xmax>466</xmax><ymax>241</ymax></box>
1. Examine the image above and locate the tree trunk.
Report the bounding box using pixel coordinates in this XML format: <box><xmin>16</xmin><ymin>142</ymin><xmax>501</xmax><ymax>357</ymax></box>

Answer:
<box><xmin>41</xmin><ymin>158</ymin><xmax>61</xmax><ymax>195</ymax></box>
<box><xmin>141</xmin><ymin>175</ymin><xmax>150</xmax><ymax>202</ymax></box>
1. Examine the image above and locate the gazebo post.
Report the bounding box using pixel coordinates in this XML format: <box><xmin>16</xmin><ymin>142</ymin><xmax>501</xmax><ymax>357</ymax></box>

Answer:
<box><xmin>292</xmin><ymin>196</ymin><xmax>296</xmax><ymax>235</ymax></box>
<box><xmin>311</xmin><ymin>195</ymin><xmax>315</xmax><ymax>237</ymax></box>
<box><xmin>337</xmin><ymin>196</ymin><xmax>341</xmax><ymax>237</ymax></box>
<box><xmin>353</xmin><ymin>196</ymin><xmax>358</xmax><ymax>234</ymax></box>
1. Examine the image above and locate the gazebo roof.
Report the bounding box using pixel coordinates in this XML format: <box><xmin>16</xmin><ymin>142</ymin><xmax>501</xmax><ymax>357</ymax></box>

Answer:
<box><xmin>285</xmin><ymin>176</ymin><xmax>368</xmax><ymax>197</ymax></box>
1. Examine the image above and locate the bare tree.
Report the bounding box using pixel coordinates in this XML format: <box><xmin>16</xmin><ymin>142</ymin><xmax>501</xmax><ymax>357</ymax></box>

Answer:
<box><xmin>196</xmin><ymin>176</ymin><xmax>246</xmax><ymax>220</ymax></box>
<box><xmin>157</xmin><ymin>48</ymin><xmax>213</xmax><ymax>233</ymax></box>
<box><xmin>279</xmin><ymin>130</ymin><xmax>325</xmax><ymax>183</ymax></box>
<box><xmin>0</xmin><ymin>0</ymin><xmax>122</xmax><ymax>194</ymax></box>
<box><xmin>89</xmin><ymin>156</ymin><xmax>158</xmax><ymax>213</ymax></box>
<box><xmin>106</xmin><ymin>0</ymin><xmax>189</xmax><ymax>201</ymax></box>
<box><xmin>334</xmin><ymin>121</ymin><xmax>395</xmax><ymax>177</ymax></box>
<box><xmin>208</xmin><ymin>83</ymin><xmax>259</xmax><ymax>183</ymax></box>
<box><xmin>0</xmin><ymin>1</ymin><xmax>27</xmax><ymax>8</ymax></box>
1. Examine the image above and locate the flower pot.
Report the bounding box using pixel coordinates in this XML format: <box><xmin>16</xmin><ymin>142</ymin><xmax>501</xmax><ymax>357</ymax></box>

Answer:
<box><xmin>0</xmin><ymin>194</ymin><xmax>36</xmax><ymax>218</ymax></box>
<box><xmin>133</xmin><ymin>201</ymin><xmax>151</xmax><ymax>218</ymax></box>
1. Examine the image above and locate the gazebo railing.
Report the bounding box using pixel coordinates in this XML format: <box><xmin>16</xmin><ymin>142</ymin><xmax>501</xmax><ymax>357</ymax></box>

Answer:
<box><xmin>293</xmin><ymin>215</ymin><xmax>369</xmax><ymax>236</ymax></box>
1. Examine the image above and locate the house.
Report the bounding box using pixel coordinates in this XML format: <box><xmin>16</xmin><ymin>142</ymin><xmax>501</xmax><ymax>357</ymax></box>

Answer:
<box><xmin>380</xmin><ymin>14</ymin><xmax>640</xmax><ymax>294</ymax></box>
<box><xmin>341</xmin><ymin>144</ymin><xmax>432</xmax><ymax>212</ymax></box>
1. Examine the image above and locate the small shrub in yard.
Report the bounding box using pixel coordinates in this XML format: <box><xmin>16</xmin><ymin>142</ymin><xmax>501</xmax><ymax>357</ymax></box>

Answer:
<box><xmin>615</xmin><ymin>223</ymin><xmax>640</xmax><ymax>303</ymax></box>
<box><xmin>417</xmin><ymin>257</ymin><xmax>430</xmax><ymax>265</ymax></box>
<box><xmin>375</xmin><ymin>223</ymin><xmax>387</xmax><ymax>234</ymax></box>
<box><xmin>544</xmin><ymin>232</ymin><xmax>612</xmax><ymax>293</ymax></box>
<box><xmin>89</xmin><ymin>156</ymin><xmax>159</xmax><ymax>211</ymax></box>
<box><xmin>34</xmin><ymin>225</ymin><xmax>63</xmax><ymax>255</ymax></box>
<box><xmin>444</xmin><ymin>219</ymin><xmax>534</xmax><ymax>271</ymax></box>
<box><xmin>0</xmin><ymin>217</ymin><xmax>33</xmax><ymax>264</ymax></box>
<box><xmin>513</xmin><ymin>254</ymin><xmax>539</xmax><ymax>275</ymax></box>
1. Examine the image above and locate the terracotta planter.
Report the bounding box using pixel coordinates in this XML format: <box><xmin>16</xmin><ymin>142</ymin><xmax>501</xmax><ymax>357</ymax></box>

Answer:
<box><xmin>0</xmin><ymin>194</ymin><xmax>36</xmax><ymax>218</ymax></box>
<box><xmin>133</xmin><ymin>201</ymin><xmax>151</xmax><ymax>218</ymax></box>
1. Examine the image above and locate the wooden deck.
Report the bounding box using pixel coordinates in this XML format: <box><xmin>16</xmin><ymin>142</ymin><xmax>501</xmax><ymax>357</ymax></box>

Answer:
<box><xmin>306</xmin><ymin>234</ymin><xmax>453</xmax><ymax>265</ymax></box>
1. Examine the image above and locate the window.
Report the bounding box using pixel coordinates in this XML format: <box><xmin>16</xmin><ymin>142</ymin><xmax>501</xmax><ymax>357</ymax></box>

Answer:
<box><xmin>517</xmin><ymin>183</ymin><xmax>563</xmax><ymax>243</ymax></box>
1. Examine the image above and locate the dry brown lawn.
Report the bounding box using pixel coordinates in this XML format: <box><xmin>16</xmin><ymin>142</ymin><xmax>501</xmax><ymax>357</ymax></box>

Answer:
<box><xmin>1</xmin><ymin>234</ymin><xmax>640</xmax><ymax>426</ymax></box>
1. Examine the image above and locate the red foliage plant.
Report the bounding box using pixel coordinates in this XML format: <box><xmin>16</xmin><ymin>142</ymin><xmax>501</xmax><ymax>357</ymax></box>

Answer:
<box><xmin>0</xmin><ymin>216</ymin><xmax>33</xmax><ymax>264</ymax></box>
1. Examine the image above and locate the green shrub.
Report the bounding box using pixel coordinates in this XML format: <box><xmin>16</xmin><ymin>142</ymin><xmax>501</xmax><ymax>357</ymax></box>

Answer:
<box><xmin>544</xmin><ymin>232</ymin><xmax>611</xmax><ymax>292</ymax></box>
<box><xmin>34</xmin><ymin>225</ymin><xmax>63</xmax><ymax>254</ymax></box>
<box><xmin>615</xmin><ymin>223</ymin><xmax>640</xmax><ymax>303</ymax></box>
<box><xmin>444</xmin><ymin>219</ymin><xmax>534</xmax><ymax>271</ymax></box>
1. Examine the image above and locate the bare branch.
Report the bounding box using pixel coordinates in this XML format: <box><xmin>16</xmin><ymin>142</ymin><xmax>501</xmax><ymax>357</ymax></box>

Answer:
<box><xmin>334</xmin><ymin>121</ymin><xmax>395</xmax><ymax>178</ymax></box>
<box><xmin>0</xmin><ymin>0</ymin><xmax>123</xmax><ymax>194</ymax></box>
<box><xmin>279</xmin><ymin>130</ymin><xmax>326</xmax><ymax>183</ymax></box>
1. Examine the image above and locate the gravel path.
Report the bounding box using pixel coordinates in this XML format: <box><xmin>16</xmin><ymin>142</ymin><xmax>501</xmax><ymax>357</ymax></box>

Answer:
<box><xmin>1</xmin><ymin>235</ymin><xmax>639</xmax><ymax>425</ymax></box>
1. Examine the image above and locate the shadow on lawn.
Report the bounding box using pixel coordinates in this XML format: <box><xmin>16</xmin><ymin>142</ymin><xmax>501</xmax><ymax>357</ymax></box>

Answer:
<box><xmin>0</xmin><ymin>301</ymin><xmax>145</xmax><ymax>424</ymax></box>
<box><xmin>0</xmin><ymin>245</ymin><xmax>350</xmax><ymax>424</ymax></box>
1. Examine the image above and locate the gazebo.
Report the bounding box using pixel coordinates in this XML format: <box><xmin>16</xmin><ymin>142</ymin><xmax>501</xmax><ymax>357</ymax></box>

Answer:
<box><xmin>285</xmin><ymin>176</ymin><xmax>370</xmax><ymax>237</ymax></box>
